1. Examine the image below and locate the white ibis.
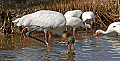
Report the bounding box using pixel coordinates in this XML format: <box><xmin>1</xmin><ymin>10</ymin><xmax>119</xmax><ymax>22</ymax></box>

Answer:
<box><xmin>96</xmin><ymin>22</ymin><xmax>120</xmax><ymax>36</ymax></box>
<box><xmin>65</xmin><ymin>17</ymin><xmax>87</xmax><ymax>36</ymax></box>
<box><xmin>64</xmin><ymin>10</ymin><xmax>83</xmax><ymax>19</ymax></box>
<box><xmin>64</xmin><ymin>10</ymin><xmax>83</xmax><ymax>35</ymax></box>
<box><xmin>12</xmin><ymin>10</ymin><xmax>66</xmax><ymax>47</ymax></box>
<box><xmin>82</xmin><ymin>11</ymin><xmax>95</xmax><ymax>32</ymax></box>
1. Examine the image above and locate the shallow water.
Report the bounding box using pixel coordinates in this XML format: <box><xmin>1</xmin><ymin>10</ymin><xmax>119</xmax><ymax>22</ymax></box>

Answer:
<box><xmin>0</xmin><ymin>31</ymin><xmax>120</xmax><ymax>61</ymax></box>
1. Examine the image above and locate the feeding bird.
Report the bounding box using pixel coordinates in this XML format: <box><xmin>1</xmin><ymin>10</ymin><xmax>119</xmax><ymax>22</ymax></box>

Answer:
<box><xmin>82</xmin><ymin>11</ymin><xmax>95</xmax><ymax>32</ymax></box>
<box><xmin>64</xmin><ymin>10</ymin><xmax>93</xmax><ymax>36</ymax></box>
<box><xmin>96</xmin><ymin>22</ymin><xmax>120</xmax><ymax>36</ymax></box>
<box><xmin>65</xmin><ymin>17</ymin><xmax>88</xmax><ymax>36</ymax></box>
<box><xmin>12</xmin><ymin>10</ymin><xmax>66</xmax><ymax>47</ymax></box>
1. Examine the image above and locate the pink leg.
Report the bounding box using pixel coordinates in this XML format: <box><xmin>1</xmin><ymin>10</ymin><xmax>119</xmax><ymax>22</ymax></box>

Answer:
<box><xmin>21</xmin><ymin>27</ymin><xmax>27</xmax><ymax>41</ymax></box>
<box><xmin>72</xmin><ymin>28</ymin><xmax>75</xmax><ymax>37</ymax></box>
<box><xmin>48</xmin><ymin>31</ymin><xmax>51</xmax><ymax>37</ymax></box>
<box><xmin>86</xmin><ymin>28</ymin><xmax>88</xmax><ymax>32</ymax></box>
<box><xmin>44</xmin><ymin>32</ymin><xmax>47</xmax><ymax>40</ymax></box>
<box><xmin>48</xmin><ymin>31</ymin><xmax>51</xmax><ymax>42</ymax></box>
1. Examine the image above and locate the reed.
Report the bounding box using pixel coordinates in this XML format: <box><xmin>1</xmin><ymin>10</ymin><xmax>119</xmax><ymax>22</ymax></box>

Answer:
<box><xmin>0</xmin><ymin>0</ymin><xmax>120</xmax><ymax>34</ymax></box>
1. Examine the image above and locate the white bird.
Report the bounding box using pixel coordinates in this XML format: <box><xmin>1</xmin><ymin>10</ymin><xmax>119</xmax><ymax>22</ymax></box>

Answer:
<box><xmin>64</xmin><ymin>10</ymin><xmax>83</xmax><ymax>19</ymax></box>
<box><xmin>96</xmin><ymin>22</ymin><xmax>120</xmax><ymax>36</ymax></box>
<box><xmin>82</xmin><ymin>11</ymin><xmax>95</xmax><ymax>32</ymax></box>
<box><xmin>12</xmin><ymin>10</ymin><xmax>66</xmax><ymax>47</ymax></box>
<box><xmin>66</xmin><ymin>17</ymin><xmax>88</xmax><ymax>36</ymax></box>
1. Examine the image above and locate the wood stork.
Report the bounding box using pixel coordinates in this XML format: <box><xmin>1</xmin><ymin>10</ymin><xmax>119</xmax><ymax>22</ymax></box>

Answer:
<box><xmin>96</xmin><ymin>22</ymin><xmax>120</xmax><ymax>36</ymax></box>
<box><xmin>82</xmin><ymin>11</ymin><xmax>95</xmax><ymax>32</ymax></box>
<box><xmin>12</xmin><ymin>10</ymin><xmax>66</xmax><ymax>47</ymax></box>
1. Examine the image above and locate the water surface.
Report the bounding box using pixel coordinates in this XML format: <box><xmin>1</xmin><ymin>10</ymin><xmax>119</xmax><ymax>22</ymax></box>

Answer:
<box><xmin>0</xmin><ymin>31</ymin><xmax>120</xmax><ymax>61</ymax></box>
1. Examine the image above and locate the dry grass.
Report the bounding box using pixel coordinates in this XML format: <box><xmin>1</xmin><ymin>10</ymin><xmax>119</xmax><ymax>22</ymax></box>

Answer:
<box><xmin>14</xmin><ymin>0</ymin><xmax>120</xmax><ymax>28</ymax></box>
<box><xmin>0</xmin><ymin>0</ymin><xmax>120</xmax><ymax>34</ymax></box>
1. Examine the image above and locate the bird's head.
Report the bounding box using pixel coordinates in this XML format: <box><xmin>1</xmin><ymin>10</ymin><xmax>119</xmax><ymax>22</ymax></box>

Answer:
<box><xmin>95</xmin><ymin>30</ymin><xmax>101</xmax><ymax>36</ymax></box>
<box><xmin>12</xmin><ymin>18</ymin><xmax>21</xmax><ymax>26</ymax></box>
<box><xmin>95</xmin><ymin>30</ymin><xmax>105</xmax><ymax>36</ymax></box>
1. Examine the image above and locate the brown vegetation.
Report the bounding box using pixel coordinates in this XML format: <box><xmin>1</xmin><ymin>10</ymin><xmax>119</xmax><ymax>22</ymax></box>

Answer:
<box><xmin>0</xmin><ymin>0</ymin><xmax>120</xmax><ymax>34</ymax></box>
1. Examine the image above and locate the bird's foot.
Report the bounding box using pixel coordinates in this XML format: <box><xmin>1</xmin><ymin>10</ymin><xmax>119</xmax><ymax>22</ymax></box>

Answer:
<box><xmin>45</xmin><ymin>41</ymin><xmax>51</xmax><ymax>48</ymax></box>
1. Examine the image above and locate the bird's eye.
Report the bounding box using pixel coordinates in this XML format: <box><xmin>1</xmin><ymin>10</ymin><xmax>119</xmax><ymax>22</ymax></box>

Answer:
<box><xmin>113</xmin><ymin>26</ymin><xmax>116</xmax><ymax>28</ymax></box>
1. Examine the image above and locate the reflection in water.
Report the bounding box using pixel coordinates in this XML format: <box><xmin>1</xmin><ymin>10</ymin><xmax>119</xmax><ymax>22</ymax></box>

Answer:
<box><xmin>0</xmin><ymin>32</ymin><xmax>120</xmax><ymax>61</ymax></box>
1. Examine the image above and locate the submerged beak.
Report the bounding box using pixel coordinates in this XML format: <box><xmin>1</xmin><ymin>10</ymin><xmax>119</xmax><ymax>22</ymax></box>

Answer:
<box><xmin>95</xmin><ymin>32</ymin><xmax>99</xmax><ymax>36</ymax></box>
<box><xmin>22</xmin><ymin>27</ymin><xmax>27</xmax><ymax>40</ymax></box>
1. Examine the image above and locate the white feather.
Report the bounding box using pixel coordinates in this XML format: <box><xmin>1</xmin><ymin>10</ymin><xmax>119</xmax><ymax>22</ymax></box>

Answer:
<box><xmin>82</xmin><ymin>11</ymin><xmax>94</xmax><ymax>24</ymax></box>
<box><xmin>66</xmin><ymin>17</ymin><xmax>86</xmax><ymax>29</ymax></box>
<box><xmin>96</xmin><ymin>22</ymin><xmax>120</xmax><ymax>34</ymax></box>
<box><xmin>12</xmin><ymin>18</ymin><xmax>21</xmax><ymax>23</ymax></box>
<box><xmin>64</xmin><ymin>10</ymin><xmax>83</xmax><ymax>19</ymax></box>
<box><xmin>14</xmin><ymin>10</ymin><xmax>66</xmax><ymax>35</ymax></box>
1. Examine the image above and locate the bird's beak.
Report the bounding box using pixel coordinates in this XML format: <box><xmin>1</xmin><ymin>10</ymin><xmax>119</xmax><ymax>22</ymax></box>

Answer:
<box><xmin>22</xmin><ymin>27</ymin><xmax>27</xmax><ymax>40</ymax></box>
<box><xmin>95</xmin><ymin>32</ymin><xmax>99</xmax><ymax>36</ymax></box>
<box><xmin>90</xmin><ymin>25</ymin><xmax>94</xmax><ymax>33</ymax></box>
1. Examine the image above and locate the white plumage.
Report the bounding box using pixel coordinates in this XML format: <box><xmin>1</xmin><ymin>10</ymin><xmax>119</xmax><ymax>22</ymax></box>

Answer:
<box><xmin>13</xmin><ymin>10</ymin><xmax>66</xmax><ymax>35</ymax></box>
<box><xmin>96</xmin><ymin>22</ymin><xmax>120</xmax><ymax>35</ymax></box>
<box><xmin>64</xmin><ymin>10</ymin><xmax>85</xmax><ymax>35</ymax></box>
<box><xmin>64</xmin><ymin>10</ymin><xmax>83</xmax><ymax>19</ymax></box>
<box><xmin>82</xmin><ymin>11</ymin><xmax>94</xmax><ymax>24</ymax></box>
<box><xmin>65</xmin><ymin>17</ymin><xmax>87</xmax><ymax>35</ymax></box>
<box><xmin>12</xmin><ymin>10</ymin><xmax>66</xmax><ymax>47</ymax></box>
<box><xmin>66</xmin><ymin>17</ymin><xmax>86</xmax><ymax>29</ymax></box>
<box><xmin>82</xmin><ymin>11</ymin><xmax>95</xmax><ymax>32</ymax></box>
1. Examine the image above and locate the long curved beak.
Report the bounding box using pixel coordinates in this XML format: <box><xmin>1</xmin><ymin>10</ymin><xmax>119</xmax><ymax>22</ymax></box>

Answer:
<box><xmin>90</xmin><ymin>25</ymin><xmax>94</xmax><ymax>33</ymax></box>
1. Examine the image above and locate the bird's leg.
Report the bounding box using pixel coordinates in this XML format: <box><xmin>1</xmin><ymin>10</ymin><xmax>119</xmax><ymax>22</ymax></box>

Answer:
<box><xmin>26</xmin><ymin>28</ymin><xmax>50</xmax><ymax>48</ymax></box>
<box><xmin>44</xmin><ymin>32</ymin><xmax>47</xmax><ymax>40</ymax></box>
<box><xmin>48</xmin><ymin>31</ymin><xmax>51</xmax><ymax>42</ymax></box>
<box><xmin>44</xmin><ymin>31</ymin><xmax>49</xmax><ymax>42</ymax></box>
<box><xmin>85</xmin><ymin>28</ymin><xmax>88</xmax><ymax>34</ymax></box>
<box><xmin>22</xmin><ymin>27</ymin><xmax>28</xmax><ymax>41</ymax></box>
<box><xmin>72</xmin><ymin>28</ymin><xmax>75</xmax><ymax>37</ymax></box>
<box><xmin>90</xmin><ymin>24</ymin><xmax>94</xmax><ymax>33</ymax></box>
<box><xmin>48</xmin><ymin>31</ymin><xmax>51</xmax><ymax>37</ymax></box>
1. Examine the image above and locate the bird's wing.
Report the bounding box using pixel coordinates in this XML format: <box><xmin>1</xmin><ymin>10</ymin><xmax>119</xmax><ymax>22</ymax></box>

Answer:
<box><xmin>66</xmin><ymin>17</ymin><xmax>83</xmax><ymax>28</ymax></box>
<box><xmin>64</xmin><ymin>10</ymin><xmax>82</xmax><ymax>19</ymax></box>
<box><xmin>112</xmin><ymin>22</ymin><xmax>120</xmax><ymax>33</ymax></box>
<box><xmin>30</xmin><ymin>11</ymin><xmax>66</xmax><ymax>28</ymax></box>
<box><xmin>17</xmin><ymin>14</ymin><xmax>32</xmax><ymax>26</ymax></box>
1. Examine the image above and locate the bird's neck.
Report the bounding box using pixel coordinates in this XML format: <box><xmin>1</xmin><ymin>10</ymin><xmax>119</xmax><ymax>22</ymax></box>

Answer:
<box><xmin>99</xmin><ymin>30</ymin><xmax>109</xmax><ymax>34</ymax></box>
